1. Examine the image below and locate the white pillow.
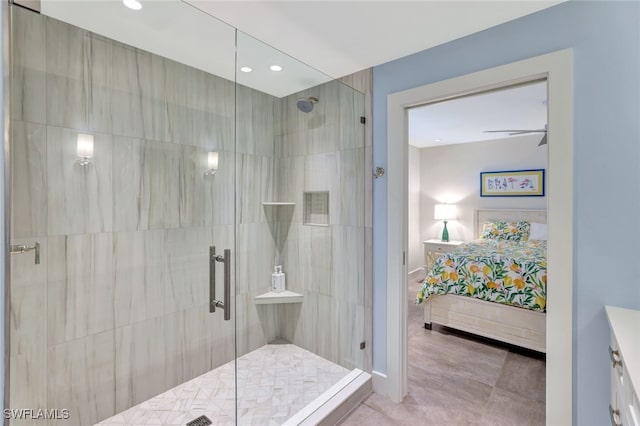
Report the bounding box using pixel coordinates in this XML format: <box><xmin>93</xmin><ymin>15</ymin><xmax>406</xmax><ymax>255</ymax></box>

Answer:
<box><xmin>529</xmin><ymin>222</ymin><xmax>548</xmax><ymax>240</ymax></box>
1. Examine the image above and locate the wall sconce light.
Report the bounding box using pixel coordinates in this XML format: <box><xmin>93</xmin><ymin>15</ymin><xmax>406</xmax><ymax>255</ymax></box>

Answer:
<box><xmin>205</xmin><ymin>151</ymin><xmax>218</xmax><ymax>176</ymax></box>
<box><xmin>76</xmin><ymin>133</ymin><xmax>94</xmax><ymax>166</ymax></box>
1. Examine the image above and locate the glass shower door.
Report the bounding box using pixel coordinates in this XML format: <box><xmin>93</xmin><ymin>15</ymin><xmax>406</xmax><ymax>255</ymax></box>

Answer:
<box><xmin>7</xmin><ymin>2</ymin><xmax>240</xmax><ymax>425</ymax></box>
<box><xmin>232</xmin><ymin>31</ymin><xmax>368</xmax><ymax>424</ymax></box>
<box><xmin>7</xmin><ymin>0</ymin><xmax>369</xmax><ymax>423</ymax></box>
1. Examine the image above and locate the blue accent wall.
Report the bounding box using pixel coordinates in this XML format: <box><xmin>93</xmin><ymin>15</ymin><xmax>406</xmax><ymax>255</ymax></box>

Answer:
<box><xmin>372</xmin><ymin>1</ymin><xmax>640</xmax><ymax>424</ymax></box>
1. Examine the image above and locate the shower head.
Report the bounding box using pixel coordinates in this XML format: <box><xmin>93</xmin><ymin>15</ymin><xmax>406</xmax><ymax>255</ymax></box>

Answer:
<box><xmin>296</xmin><ymin>97</ymin><xmax>319</xmax><ymax>113</ymax></box>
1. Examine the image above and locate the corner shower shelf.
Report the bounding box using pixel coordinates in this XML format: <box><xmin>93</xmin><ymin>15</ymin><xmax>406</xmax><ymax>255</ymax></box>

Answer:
<box><xmin>254</xmin><ymin>290</ymin><xmax>303</xmax><ymax>305</ymax></box>
<box><xmin>262</xmin><ymin>202</ymin><xmax>296</xmax><ymax>206</ymax></box>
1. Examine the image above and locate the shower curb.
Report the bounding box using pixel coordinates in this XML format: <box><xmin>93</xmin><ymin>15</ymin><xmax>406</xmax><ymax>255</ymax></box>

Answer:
<box><xmin>283</xmin><ymin>369</ymin><xmax>372</xmax><ymax>426</ymax></box>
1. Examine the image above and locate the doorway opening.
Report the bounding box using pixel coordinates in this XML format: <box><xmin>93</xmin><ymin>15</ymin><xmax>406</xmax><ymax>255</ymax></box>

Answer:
<box><xmin>406</xmin><ymin>80</ymin><xmax>548</xmax><ymax>424</ymax></box>
<box><xmin>383</xmin><ymin>50</ymin><xmax>574</xmax><ymax>426</ymax></box>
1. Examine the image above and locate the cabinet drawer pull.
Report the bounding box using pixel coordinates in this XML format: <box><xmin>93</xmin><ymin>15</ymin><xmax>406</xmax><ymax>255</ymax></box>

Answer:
<box><xmin>609</xmin><ymin>346</ymin><xmax>623</xmax><ymax>368</ymax></box>
<box><xmin>609</xmin><ymin>404</ymin><xmax>622</xmax><ymax>426</ymax></box>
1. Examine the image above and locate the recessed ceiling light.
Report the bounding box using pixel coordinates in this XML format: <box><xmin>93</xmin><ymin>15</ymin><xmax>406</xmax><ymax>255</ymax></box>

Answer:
<box><xmin>123</xmin><ymin>0</ymin><xmax>142</xmax><ymax>10</ymax></box>
<box><xmin>240</xmin><ymin>67</ymin><xmax>252</xmax><ymax>73</ymax></box>
<box><xmin>434</xmin><ymin>138</ymin><xmax>442</xmax><ymax>142</ymax></box>
<box><xmin>270</xmin><ymin>65</ymin><xmax>282</xmax><ymax>72</ymax></box>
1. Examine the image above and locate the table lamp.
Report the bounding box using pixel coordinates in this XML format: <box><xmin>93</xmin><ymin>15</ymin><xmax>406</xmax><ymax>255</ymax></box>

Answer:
<box><xmin>434</xmin><ymin>204</ymin><xmax>457</xmax><ymax>242</ymax></box>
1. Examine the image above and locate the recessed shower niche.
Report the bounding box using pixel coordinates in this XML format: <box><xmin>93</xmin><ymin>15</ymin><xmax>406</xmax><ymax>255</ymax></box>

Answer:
<box><xmin>303</xmin><ymin>191</ymin><xmax>330</xmax><ymax>226</ymax></box>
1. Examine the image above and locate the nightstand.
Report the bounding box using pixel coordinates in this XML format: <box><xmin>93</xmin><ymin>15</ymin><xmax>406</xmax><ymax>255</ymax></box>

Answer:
<box><xmin>423</xmin><ymin>239</ymin><xmax>465</xmax><ymax>271</ymax></box>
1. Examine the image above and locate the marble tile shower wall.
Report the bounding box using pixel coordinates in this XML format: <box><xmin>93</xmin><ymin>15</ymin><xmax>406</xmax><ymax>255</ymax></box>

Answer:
<box><xmin>273</xmin><ymin>74</ymin><xmax>372</xmax><ymax>372</ymax></box>
<box><xmin>10</xmin><ymin>6</ymin><xmax>371</xmax><ymax>425</ymax></box>
<box><xmin>9</xmin><ymin>8</ymin><xmax>276</xmax><ymax>425</ymax></box>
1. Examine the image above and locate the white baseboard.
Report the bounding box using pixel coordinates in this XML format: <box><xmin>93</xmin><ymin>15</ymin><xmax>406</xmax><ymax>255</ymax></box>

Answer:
<box><xmin>371</xmin><ymin>370</ymin><xmax>388</xmax><ymax>396</ymax></box>
<box><xmin>408</xmin><ymin>268</ymin><xmax>425</xmax><ymax>283</ymax></box>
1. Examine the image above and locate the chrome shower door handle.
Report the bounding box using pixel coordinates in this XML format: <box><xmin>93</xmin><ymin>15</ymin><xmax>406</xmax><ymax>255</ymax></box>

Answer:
<box><xmin>10</xmin><ymin>242</ymin><xmax>40</xmax><ymax>265</ymax></box>
<box><xmin>209</xmin><ymin>246</ymin><xmax>231</xmax><ymax>321</ymax></box>
<box><xmin>222</xmin><ymin>248</ymin><xmax>230</xmax><ymax>321</ymax></box>
<box><xmin>210</xmin><ymin>246</ymin><xmax>224</xmax><ymax>314</ymax></box>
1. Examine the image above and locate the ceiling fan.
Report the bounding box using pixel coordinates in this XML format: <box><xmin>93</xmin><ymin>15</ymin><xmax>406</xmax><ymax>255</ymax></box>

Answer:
<box><xmin>483</xmin><ymin>124</ymin><xmax>547</xmax><ymax>146</ymax></box>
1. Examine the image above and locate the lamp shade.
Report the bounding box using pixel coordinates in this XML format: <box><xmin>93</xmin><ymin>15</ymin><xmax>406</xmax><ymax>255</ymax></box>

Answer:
<box><xmin>434</xmin><ymin>204</ymin><xmax>456</xmax><ymax>220</ymax></box>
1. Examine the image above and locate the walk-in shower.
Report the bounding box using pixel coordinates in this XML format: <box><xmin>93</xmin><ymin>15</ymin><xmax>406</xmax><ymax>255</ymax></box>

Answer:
<box><xmin>5</xmin><ymin>1</ymin><xmax>371</xmax><ymax>425</ymax></box>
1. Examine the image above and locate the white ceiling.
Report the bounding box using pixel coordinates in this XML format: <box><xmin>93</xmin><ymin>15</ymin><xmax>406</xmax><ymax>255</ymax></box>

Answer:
<box><xmin>40</xmin><ymin>0</ymin><xmax>332</xmax><ymax>98</ymax></box>
<box><xmin>40</xmin><ymin>0</ymin><xmax>563</xmax><ymax>97</ymax></box>
<box><xmin>408</xmin><ymin>81</ymin><xmax>548</xmax><ymax>148</ymax></box>
<box><xmin>187</xmin><ymin>0</ymin><xmax>564</xmax><ymax>78</ymax></box>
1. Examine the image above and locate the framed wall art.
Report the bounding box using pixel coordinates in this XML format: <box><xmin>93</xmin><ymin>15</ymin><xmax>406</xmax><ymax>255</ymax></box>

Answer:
<box><xmin>480</xmin><ymin>169</ymin><xmax>545</xmax><ymax>197</ymax></box>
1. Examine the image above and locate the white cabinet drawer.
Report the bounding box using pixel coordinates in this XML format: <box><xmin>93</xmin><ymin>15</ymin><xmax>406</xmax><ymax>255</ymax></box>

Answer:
<box><xmin>607</xmin><ymin>307</ymin><xmax>640</xmax><ymax>426</ymax></box>
<box><xmin>630</xmin><ymin>396</ymin><xmax>640</xmax><ymax>426</ymax></box>
<box><xmin>624</xmin><ymin>366</ymin><xmax>640</xmax><ymax>426</ymax></box>
<box><xmin>428</xmin><ymin>243</ymin><xmax>451</xmax><ymax>252</ymax></box>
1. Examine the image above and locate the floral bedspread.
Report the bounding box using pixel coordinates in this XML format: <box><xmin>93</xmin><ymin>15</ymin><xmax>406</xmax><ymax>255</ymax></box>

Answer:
<box><xmin>417</xmin><ymin>239</ymin><xmax>547</xmax><ymax>312</ymax></box>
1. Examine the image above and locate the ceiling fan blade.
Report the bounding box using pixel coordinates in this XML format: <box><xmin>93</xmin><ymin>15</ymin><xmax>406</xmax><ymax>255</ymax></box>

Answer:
<box><xmin>483</xmin><ymin>129</ymin><xmax>546</xmax><ymax>134</ymax></box>
<box><xmin>538</xmin><ymin>134</ymin><xmax>548</xmax><ymax>146</ymax></box>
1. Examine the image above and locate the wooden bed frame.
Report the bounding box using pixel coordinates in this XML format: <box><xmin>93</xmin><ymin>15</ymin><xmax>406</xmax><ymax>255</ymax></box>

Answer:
<box><xmin>423</xmin><ymin>209</ymin><xmax>547</xmax><ymax>353</ymax></box>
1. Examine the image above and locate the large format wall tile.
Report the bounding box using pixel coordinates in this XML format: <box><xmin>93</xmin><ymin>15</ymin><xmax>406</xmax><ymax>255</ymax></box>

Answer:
<box><xmin>115</xmin><ymin>317</ymin><xmax>166</xmax><ymax>412</ymax></box>
<box><xmin>47</xmin><ymin>331</ymin><xmax>115</xmax><ymax>426</ymax></box>
<box><xmin>143</xmin><ymin>141</ymin><xmax>181</xmax><ymax>230</ymax></box>
<box><xmin>282</xmin><ymin>224</ymin><xmax>333</xmax><ymax>296</ymax></box>
<box><xmin>111</xmin><ymin>136</ymin><xmax>144</xmax><ymax>232</ymax></box>
<box><xmin>10</xmin><ymin>238</ymin><xmax>48</xmax><ymax>420</ymax></box>
<box><xmin>332</xmin><ymin>225</ymin><xmax>364</xmax><ymax>305</ymax></box>
<box><xmin>337</xmin><ymin>148</ymin><xmax>365</xmax><ymax>226</ymax></box>
<box><xmin>236</xmin><ymin>223</ymin><xmax>277</xmax><ymax>295</ymax></box>
<box><xmin>11</xmin><ymin>121</ymin><xmax>47</xmax><ymax>239</ymax></box>
<box><xmin>336</xmin><ymin>300</ymin><xmax>366</xmax><ymax>370</ymax></box>
<box><xmin>165</xmin><ymin>59</ymin><xmax>218</xmax><ymax>148</ymax></box>
<box><xmin>275</xmin><ymin>156</ymin><xmax>304</xmax><ymax>223</ymax></box>
<box><xmin>290</xmin><ymin>291</ymin><xmax>318</xmax><ymax>354</ymax></box>
<box><xmin>237</xmin><ymin>154</ymin><xmax>276</xmax><ymax>224</ymax></box>
<box><xmin>46</xmin><ymin>17</ymin><xmax>113</xmax><ymax>133</ymax></box>
<box><xmin>237</xmin><ymin>86</ymin><xmax>277</xmax><ymax>157</ymax></box>
<box><xmin>47</xmin><ymin>126</ymin><xmax>113</xmax><ymax>235</ymax></box>
<box><xmin>179</xmin><ymin>144</ymin><xmax>207</xmax><ymax>228</ymax></box>
<box><xmin>210</xmin><ymin>77</ymin><xmax>236</xmax><ymax>153</ymax></box>
<box><xmin>164</xmin><ymin>305</ymin><xmax>216</xmax><ymax>389</ymax></box>
<box><xmin>112</xmin><ymin>137</ymin><xmax>182</xmax><ymax>231</ymax></box>
<box><xmin>235</xmin><ymin>293</ymin><xmax>270</xmax><ymax>356</ymax></box>
<box><xmin>316</xmin><ymin>293</ymin><xmax>339</xmax><ymax>363</ymax></box>
<box><xmin>113</xmin><ymin>230</ymin><xmax>165</xmax><ymax>328</ymax></box>
<box><xmin>111</xmin><ymin>45</ymin><xmax>166</xmax><ymax>141</ymax></box>
<box><xmin>164</xmin><ymin>228</ymin><xmax>209</xmax><ymax>314</ymax></box>
<box><xmin>11</xmin><ymin>7</ymin><xmax>46</xmax><ymax>124</ymax></box>
<box><xmin>47</xmin><ymin>233</ymin><xmax>114</xmax><ymax>346</ymax></box>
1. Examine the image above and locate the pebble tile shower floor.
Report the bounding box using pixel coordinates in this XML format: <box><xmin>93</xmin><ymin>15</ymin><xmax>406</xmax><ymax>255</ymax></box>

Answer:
<box><xmin>97</xmin><ymin>344</ymin><xmax>350</xmax><ymax>425</ymax></box>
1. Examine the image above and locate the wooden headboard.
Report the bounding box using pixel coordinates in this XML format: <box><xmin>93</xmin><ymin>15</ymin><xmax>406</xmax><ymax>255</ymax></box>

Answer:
<box><xmin>474</xmin><ymin>209</ymin><xmax>547</xmax><ymax>239</ymax></box>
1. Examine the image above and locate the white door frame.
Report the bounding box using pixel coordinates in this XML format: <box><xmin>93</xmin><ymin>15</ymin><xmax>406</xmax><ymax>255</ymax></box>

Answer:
<box><xmin>384</xmin><ymin>49</ymin><xmax>574</xmax><ymax>425</ymax></box>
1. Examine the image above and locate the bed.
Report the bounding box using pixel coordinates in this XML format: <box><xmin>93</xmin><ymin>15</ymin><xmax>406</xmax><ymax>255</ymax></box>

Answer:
<box><xmin>418</xmin><ymin>209</ymin><xmax>547</xmax><ymax>353</ymax></box>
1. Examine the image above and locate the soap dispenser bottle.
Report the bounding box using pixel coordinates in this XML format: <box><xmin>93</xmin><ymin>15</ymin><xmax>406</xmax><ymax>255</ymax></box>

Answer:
<box><xmin>272</xmin><ymin>265</ymin><xmax>286</xmax><ymax>293</ymax></box>
<box><xmin>272</xmin><ymin>266</ymin><xmax>280</xmax><ymax>292</ymax></box>
<box><xmin>277</xmin><ymin>266</ymin><xmax>286</xmax><ymax>293</ymax></box>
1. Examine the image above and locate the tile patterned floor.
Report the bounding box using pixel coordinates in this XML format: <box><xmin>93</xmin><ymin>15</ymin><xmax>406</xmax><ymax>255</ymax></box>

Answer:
<box><xmin>340</xmin><ymin>279</ymin><xmax>546</xmax><ymax>426</ymax></box>
<box><xmin>97</xmin><ymin>343</ymin><xmax>350</xmax><ymax>426</ymax></box>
